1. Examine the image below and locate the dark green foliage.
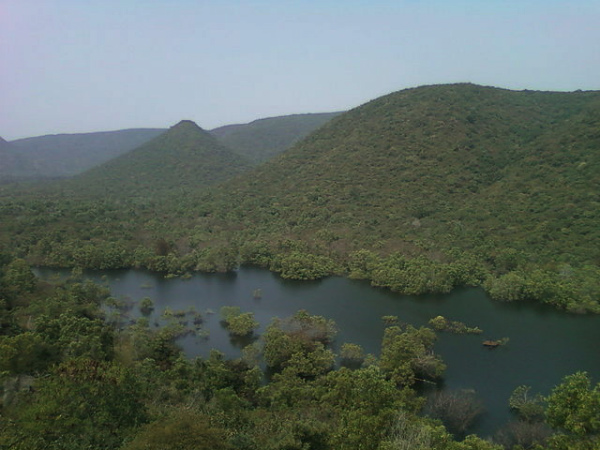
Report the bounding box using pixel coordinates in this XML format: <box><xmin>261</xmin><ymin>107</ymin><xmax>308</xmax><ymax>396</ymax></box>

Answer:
<box><xmin>379</xmin><ymin>323</ymin><xmax>445</xmax><ymax>386</ymax></box>
<box><xmin>425</xmin><ymin>390</ymin><xmax>484</xmax><ymax>437</ymax></box>
<box><xmin>0</xmin><ymin>268</ymin><xmax>113</xmax><ymax>376</ymax></box>
<box><xmin>546</xmin><ymin>372</ymin><xmax>600</xmax><ymax>445</ymax></box>
<box><xmin>0</xmin><ymin>332</ymin><xmax>50</xmax><ymax>374</ymax></box>
<box><xmin>121</xmin><ymin>410</ymin><xmax>231</xmax><ymax>450</ymax></box>
<box><xmin>3</xmin><ymin>358</ymin><xmax>147</xmax><ymax>450</ymax></box>
<box><xmin>494</xmin><ymin>420</ymin><xmax>551</xmax><ymax>450</ymax></box>
<box><xmin>263</xmin><ymin>310</ymin><xmax>337</xmax><ymax>377</ymax></box>
<box><xmin>429</xmin><ymin>315</ymin><xmax>483</xmax><ymax>334</ymax></box>
<box><xmin>139</xmin><ymin>296</ymin><xmax>154</xmax><ymax>315</ymax></box>
<box><xmin>0</xmin><ymin>258</ymin><xmax>36</xmax><ymax>302</ymax></box>
<box><xmin>484</xmin><ymin>266</ymin><xmax>600</xmax><ymax>313</ymax></box>
<box><xmin>271</xmin><ymin>250</ymin><xmax>337</xmax><ymax>280</ymax></box>
<box><xmin>339</xmin><ymin>342</ymin><xmax>366</xmax><ymax>368</ymax></box>
<box><xmin>220</xmin><ymin>306</ymin><xmax>259</xmax><ymax>336</ymax></box>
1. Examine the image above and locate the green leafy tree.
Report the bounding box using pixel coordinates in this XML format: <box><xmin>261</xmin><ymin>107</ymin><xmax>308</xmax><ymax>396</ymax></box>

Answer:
<box><xmin>546</xmin><ymin>372</ymin><xmax>600</xmax><ymax>449</ymax></box>
<box><xmin>0</xmin><ymin>332</ymin><xmax>53</xmax><ymax>375</ymax></box>
<box><xmin>272</xmin><ymin>251</ymin><xmax>336</xmax><ymax>280</ymax></box>
<box><xmin>220</xmin><ymin>306</ymin><xmax>259</xmax><ymax>336</ymax></box>
<box><xmin>3</xmin><ymin>358</ymin><xmax>147</xmax><ymax>450</ymax></box>
<box><xmin>0</xmin><ymin>258</ymin><xmax>36</xmax><ymax>302</ymax></box>
<box><xmin>139</xmin><ymin>296</ymin><xmax>154</xmax><ymax>315</ymax></box>
<box><xmin>227</xmin><ymin>312</ymin><xmax>259</xmax><ymax>336</ymax></box>
<box><xmin>35</xmin><ymin>313</ymin><xmax>114</xmax><ymax>362</ymax></box>
<box><xmin>263</xmin><ymin>311</ymin><xmax>337</xmax><ymax>378</ymax></box>
<box><xmin>122</xmin><ymin>410</ymin><xmax>231</xmax><ymax>450</ymax></box>
<box><xmin>379</xmin><ymin>324</ymin><xmax>445</xmax><ymax>386</ymax></box>
<box><xmin>509</xmin><ymin>385</ymin><xmax>545</xmax><ymax>422</ymax></box>
<box><xmin>339</xmin><ymin>342</ymin><xmax>365</xmax><ymax>368</ymax></box>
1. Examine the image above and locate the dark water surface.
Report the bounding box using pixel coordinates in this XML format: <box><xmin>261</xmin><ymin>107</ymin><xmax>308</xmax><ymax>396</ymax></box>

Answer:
<box><xmin>36</xmin><ymin>267</ymin><xmax>600</xmax><ymax>437</ymax></box>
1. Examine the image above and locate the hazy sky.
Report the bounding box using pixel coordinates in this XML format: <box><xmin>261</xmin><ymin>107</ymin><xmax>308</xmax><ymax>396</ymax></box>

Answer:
<box><xmin>2</xmin><ymin>0</ymin><xmax>599</xmax><ymax>140</ymax></box>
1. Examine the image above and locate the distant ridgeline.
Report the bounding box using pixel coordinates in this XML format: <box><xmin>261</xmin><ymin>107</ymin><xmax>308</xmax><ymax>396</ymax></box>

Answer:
<box><xmin>59</xmin><ymin>120</ymin><xmax>252</xmax><ymax>198</ymax></box>
<box><xmin>8</xmin><ymin>128</ymin><xmax>166</xmax><ymax>178</ymax></box>
<box><xmin>1</xmin><ymin>112</ymin><xmax>340</xmax><ymax>180</ymax></box>
<box><xmin>0</xmin><ymin>136</ymin><xmax>39</xmax><ymax>180</ymax></box>
<box><xmin>0</xmin><ymin>83</ymin><xmax>598</xmax><ymax>312</ymax></box>
<box><xmin>210</xmin><ymin>111</ymin><xmax>343</xmax><ymax>164</ymax></box>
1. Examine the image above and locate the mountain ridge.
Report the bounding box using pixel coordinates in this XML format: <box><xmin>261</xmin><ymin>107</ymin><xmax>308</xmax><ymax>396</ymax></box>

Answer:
<box><xmin>178</xmin><ymin>83</ymin><xmax>600</xmax><ymax>310</ymax></box>
<box><xmin>10</xmin><ymin>128</ymin><xmax>166</xmax><ymax>178</ymax></box>
<box><xmin>61</xmin><ymin>119</ymin><xmax>250</xmax><ymax>198</ymax></box>
<box><xmin>0</xmin><ymin>136</ymin><xmax>39</xmax><ymax>180</ymax></box>
<box><xmin>5</xmin><ymin>112</ymin><xmax>342</xmax><ymax>179</ymax></box>
<box><xmin>210</xmin><ymin>111</ymin><xmax>343</xmax><ymax>163</ymax></box>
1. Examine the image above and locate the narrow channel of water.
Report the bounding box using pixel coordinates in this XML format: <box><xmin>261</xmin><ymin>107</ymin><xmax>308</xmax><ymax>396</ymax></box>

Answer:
<box><xmin>35</xmin><ymin>266</ymin><xmax>600</xmax><ymax>437</ymax></box>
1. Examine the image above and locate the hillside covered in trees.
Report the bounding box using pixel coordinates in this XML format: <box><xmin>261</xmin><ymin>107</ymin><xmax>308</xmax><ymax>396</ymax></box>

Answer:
<box><xmin>9</xmin><ymin>128</ymin><xmax>166</xmax><ymax>178</ymax></box>
<box><xmin>188</xmin><ymin>83</ymin><xmax>599</xmax><ymax>311</ymax></box>
<box><xmin>210</xmin><ymin>111</ymin><xmax>343</xmax><ymax>164</ymax></box>
<box><xmin>0</xmin><ymin>137</ymin><xmax>38</xmax><ymax>181</ymax></box>
<box><xmin>59</xmin><ymin>120</ymin><xmax>251</xmax><ymax>198</ymax></box>
<box><xmin>0</xmin><ymin>84</ymin><xmax>598</xmax><ymax>314</ymax></box>
<box><xmin>2</xmin><ymin>112</ymin><xmax>341</xmax><ymax>181</ymax></box>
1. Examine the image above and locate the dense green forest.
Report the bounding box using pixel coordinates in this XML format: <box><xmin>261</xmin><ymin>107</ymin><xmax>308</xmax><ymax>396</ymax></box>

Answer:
<box><xmin>1</xmin><ymin>255</ymin><xmax>599</xmax><ymax>449</ymax></box>
<box><xmin>0</xmin><ymin>83</ymin><xmax>599</xmax><ymax>448</ymax></box>
<box><xmin>0</xmin><ymin>84</ymin><xmax>597</xmax><ymax>312</ymax></box>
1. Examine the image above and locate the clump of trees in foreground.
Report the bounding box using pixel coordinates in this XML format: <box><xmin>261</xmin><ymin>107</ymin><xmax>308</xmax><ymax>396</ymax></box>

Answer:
<box><xmin>0</xmin><ymin>255</ymin><xmax>598</xmax><ymax>450</ymax></box>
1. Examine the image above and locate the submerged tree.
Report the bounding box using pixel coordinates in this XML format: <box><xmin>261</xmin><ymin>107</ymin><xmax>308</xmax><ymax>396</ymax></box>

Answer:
<box><xmin>220</xmin><ymin>306</ymin><xmax>259</xmax><ymax>336</ymax></box>
<box><xmin>263</xmin><ymin>310</ymin><xmax>337</xmax><ymax>378</ymax></box>
<box><xmin>379</xmin><ymin>324</ymin><xmax>445</xmax><ymax>387</ymax></box>
<box><xmin>425</xmin><ymin>389</ymin><xmax>484</xmax><ymax>437</ymax></box>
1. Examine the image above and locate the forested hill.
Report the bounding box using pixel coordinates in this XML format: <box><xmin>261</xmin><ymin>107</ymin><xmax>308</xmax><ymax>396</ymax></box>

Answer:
<box><xmin>62</xmin><ymin>120</ymin><xmax>251</xmax><ymax>198</ymax></box>
<box><xmin>0</xmin><ymin>136</ymin><xmax>38</xmax><ymax>180</ymax></box>
<box><xmin>188</xmin><ymin>83</ymin><xmax>600</xmax><ymax>311</ymax></box>
<box><xmin>5</xmin><ymin>112</ymin><xmax>340</xmax><ymax>179</ymax></box>
<box><xmin>10</xmin><ymin>128</ymin><xmax>166</xmax><ymax>177</ymax></box>
<box><xmin>1</xmin><ymin>84</ymin><xmax>598</xmax><ymax>312</ymax></box>
<box><xmin>210</xmin><ymin>111</ymin><xmax>343</xmax><ymax>164</ymax></box>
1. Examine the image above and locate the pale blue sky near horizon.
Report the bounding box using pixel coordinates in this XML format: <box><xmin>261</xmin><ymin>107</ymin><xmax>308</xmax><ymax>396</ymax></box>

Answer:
<box><xmin>1</xmin><ymin>0</ymin><xmax>599</xmax><ymax>140</ymax></box>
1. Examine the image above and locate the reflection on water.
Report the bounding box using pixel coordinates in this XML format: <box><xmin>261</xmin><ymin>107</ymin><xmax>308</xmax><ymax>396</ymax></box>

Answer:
<box><xmin>35</xmin><ymin>266</ymin><xmax>600</xmax><ymax>437</ymax></box>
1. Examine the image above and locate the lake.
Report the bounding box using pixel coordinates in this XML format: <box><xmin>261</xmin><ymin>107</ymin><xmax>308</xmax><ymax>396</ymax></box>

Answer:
<box><xmin>35</xmin><ymin>266</ymin><xmax>600</xmax><ymax>437</ymax></box>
